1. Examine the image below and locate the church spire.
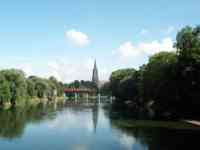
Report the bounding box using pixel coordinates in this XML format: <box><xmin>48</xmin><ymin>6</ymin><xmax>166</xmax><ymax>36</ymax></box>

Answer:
<box><xmin>92</xmin><ymin>59</ymin><xmax>99</xmax><ymax>87</ymax></box>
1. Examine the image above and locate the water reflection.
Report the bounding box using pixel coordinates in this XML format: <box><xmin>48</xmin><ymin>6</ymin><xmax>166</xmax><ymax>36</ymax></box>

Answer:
<box><xmin>110</xmin><ymin>114</ymin><xmax>200</xmax><ymax>150</ymax></box>
<box><xmin>112</xmin><ymin>122</ymin><xmax>200</xmax><ymax>150</ymax></box>
<box><xmin>0</xmin><ymin>102</ymin><xmax>200</xmax><ymax>150</ymax></box>
<box><xmin>117</xmin><ymin>132</ymin><xmax>137</xmax><ymax>150</ymax></box>
<box><xmin>0</xmin><ymin>109</ymin><xmax>25</xmax><ymax>139</ymax></box>
<box><xmin>0</xmin><ymin>102</ymin><xmax>64</xmax><ymax>140</ymax></box>
<box><xmin>49</xmin><ymin>106</ymin><xmax>94</xmax><ymax>133</ymax></box>
<box><xmin>46</xmin><ymin>103</ymin><xmax>100</xmax><ymax>135</ymax></box>
<box><xmin>92</xmin><ymin>104</ymin><xmax>99</xmax><ymax>133</ymax></box>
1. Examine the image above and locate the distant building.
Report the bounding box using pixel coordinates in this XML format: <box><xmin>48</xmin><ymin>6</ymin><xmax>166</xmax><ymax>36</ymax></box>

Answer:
<box><xmin>92</xmin><ymin>60</ymin><xmax>99</xmax><ymax>88</ymax></box>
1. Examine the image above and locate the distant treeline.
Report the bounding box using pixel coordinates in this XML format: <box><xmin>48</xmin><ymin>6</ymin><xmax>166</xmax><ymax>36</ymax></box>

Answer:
<box><xmin>64</xmin><ymin>80</ymin><xmax>97</xmax><ymax>89</ymax></box>
<box><xmin>108</xmin><ymin>25</ymin><xmax>200</xmax><ymax>118</ymax></box>
<box><xmin>0</xmin><ymin>70</ymin><xmax>64</xmax><ymax>107</ymax></box>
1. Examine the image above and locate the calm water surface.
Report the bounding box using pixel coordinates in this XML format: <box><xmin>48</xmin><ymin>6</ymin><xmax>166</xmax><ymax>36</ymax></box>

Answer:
<box><xmin>0</xmin><ymin>102</ymin><xmax>200</xmax><ymax>150</ymax></box>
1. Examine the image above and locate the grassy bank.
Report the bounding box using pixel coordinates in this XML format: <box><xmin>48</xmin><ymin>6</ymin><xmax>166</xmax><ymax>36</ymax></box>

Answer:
<box><xmin>2</xmin><ymin>97</ymin><xmax>65</xmax><ymax>110</ymax></box>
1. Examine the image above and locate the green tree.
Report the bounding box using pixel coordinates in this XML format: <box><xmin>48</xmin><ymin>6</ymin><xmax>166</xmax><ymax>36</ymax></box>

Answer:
<box><xmin>49</xmin><ymin>76</ymin><xmax>64</xmax><ymax>97</ymax></box>
<box><xmin>100</xmin><ymin>82</ymin><xmax>111</xmax><ymax>95</ymax></box>
<box><xmin>119</xmin><ymin>75</ymin><xmax>139</xmax><ymax>100</ymax></box>
<box><xmin>175</xmin><ymin>25</ymin><xmax>200</xmax><ymax>61</ymax></box>
<box><xmin>35</xmin><ymin>79</ymin><xmax>48</xmax><ymax>98</ymax></box>
<box><xmin>175</xmin><ymin>25</ymin><xmax>200</xmax><ymax>115</ymax></box>
<box><xmin>26</xmin><ymin>79</ymin><xmax>36</xmax><ymax>98</ymax></box>
<box><xmin>0</xmin><ymin>74</ymin><xmax>11</xmax><ymax>106</ymax></box>
<box><xmin>73</xmin><ymin>80</ymin><xmax>80</xmax><ymax>88</ymax></box>
<box><xmin>110</xmin><ymin>69</ymin><xmax>137</xmax><ymax>100</ymax></box>
<box><xmin>140</xmin><ymin>52</ymin><xmax>178</xmax><ymax>114</ymax></box>
<box><xmin>0</xmin><ymin>69</ymin><xmax>27</xmax><ymax>106</ymax></box>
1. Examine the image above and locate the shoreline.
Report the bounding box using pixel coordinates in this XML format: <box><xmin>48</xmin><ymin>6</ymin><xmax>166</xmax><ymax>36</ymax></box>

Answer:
<box><xmin>2</xmin><ymin>97</ymin><xmax>65</xmax><ymax>110</ymax></box>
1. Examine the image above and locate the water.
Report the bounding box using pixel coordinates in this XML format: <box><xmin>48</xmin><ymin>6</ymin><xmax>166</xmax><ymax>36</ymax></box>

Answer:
<box><xmin>0</xmin><ymin>102</ymin><xmax>200</xmax><ymax>150</ymax></box>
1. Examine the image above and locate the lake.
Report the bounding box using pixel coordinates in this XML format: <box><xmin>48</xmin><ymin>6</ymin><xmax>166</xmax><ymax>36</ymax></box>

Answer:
<box><xmin>0</xmin><ymin>102</ymin><xmax>200</xmax><ymax>150</ymax></box>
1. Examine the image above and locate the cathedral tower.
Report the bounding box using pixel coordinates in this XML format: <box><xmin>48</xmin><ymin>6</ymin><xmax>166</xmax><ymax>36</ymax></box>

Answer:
<box><xmin>92</xmin><ymin>60</ymin><xmax>99</xmax><ymax>88</ymax></box>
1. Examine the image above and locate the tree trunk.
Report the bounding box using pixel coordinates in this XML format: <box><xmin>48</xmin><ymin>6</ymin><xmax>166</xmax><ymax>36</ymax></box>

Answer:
<box><xmin>0</xmin><ymin>100</ymin><xmax>3</xmax><ymax>108</ymax></box>
<box><xmin>11</xmin><ymin>100</ymin><xmax>16</xmax><ymax>108</ymax></box>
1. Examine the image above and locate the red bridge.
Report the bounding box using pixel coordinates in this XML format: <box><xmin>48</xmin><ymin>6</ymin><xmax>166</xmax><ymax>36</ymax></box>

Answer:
<box><xmin>64</xmin><ymin>88</ymin><xmax>95</xmax><ymax>94</ymax></box>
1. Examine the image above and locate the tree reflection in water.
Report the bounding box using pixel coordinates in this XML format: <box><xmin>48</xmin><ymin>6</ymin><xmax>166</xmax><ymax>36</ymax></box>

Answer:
<box><xmin>108</xmin><ymin>107</ymin><xmax>200</xmax><ymax>150</ymax></box>
<box><xmin>0</xmin><ymin>102</ymin><xmax>200</xmax><ymax>150</ymax></box>
<box><xmin>0</xmin><ymin>102</ymin><xmax>65</xmax><ymax>140</ymax></box>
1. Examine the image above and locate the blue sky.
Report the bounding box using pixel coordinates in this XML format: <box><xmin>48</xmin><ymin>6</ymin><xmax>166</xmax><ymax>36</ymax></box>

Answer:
<box><xmin>0</xmin><ymin>0</ymin><xmax>199</xmax><ymax>82</ymax></box>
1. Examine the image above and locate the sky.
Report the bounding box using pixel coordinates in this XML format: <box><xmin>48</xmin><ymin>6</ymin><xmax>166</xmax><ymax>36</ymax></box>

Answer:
<box><xmin>0</xmin><ymin>0</ymin><xmax>199</xmax><ymax>82</ymax></box>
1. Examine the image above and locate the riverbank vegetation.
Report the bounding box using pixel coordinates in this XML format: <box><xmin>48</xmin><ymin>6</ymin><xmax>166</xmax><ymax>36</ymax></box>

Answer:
<box><xmin>109</xmin><ymin>25</ymin><xmax>200</xmax><ymax>119</ymax></box>
<box><xmin>0</xmin><ymin>69</ymin><xmax>64</xmax><ymax>108</ymax></box>
<box><xmin>64</xmin><ymin>80</ymin><xmax>97</xmax><ymax>89</ymax></box>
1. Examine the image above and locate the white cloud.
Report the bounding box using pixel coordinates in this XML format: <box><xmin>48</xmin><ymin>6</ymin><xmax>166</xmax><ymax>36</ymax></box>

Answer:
<box><xmin>120</xmin><ymin>135</ymin><xmax>135</xmax><ymax>150</ymax></box>
<box><xmin>1</xmin><ymin>57</ymin><xmax>35</xmax><ymax>77</ymax></box>
<box><xmin>47</xmin><ymin>58</ymin><xmax>108</xmax><ymax>83</ymax></box>
<box><xmin>118</xmin><ymin>41</ymin><xmax>142</xmax><ymax>58</ymax></box>
<box><xmin>118</xmin><ymin>133</ymin><xmax>136</xmax><ymax>150</ymax></box>
<box><xmin>0</xmin><ymin>56</ymin><xmax>109</xmax><ymax>83</ymax></box>
<box><xmin>65</xmin><ymin>29</ymin><xmax>90</xmax><ymax>47</ymax></box>
<box><xmin>48</xmin><ymin>109</ymin><xmax>94</xmax><ymax>133</ymax></box>
<box><xmin>139</xmin><ymin>37</ymin><xmax>175</xmax><ymax>55</ymax></box>
<box><xmin>16</xmin><ymin>63</ymin><xmax>34</xmax><ymax>77</ymax></box>
<box><xmin>115</xmin><ymin>37</ymin><xmax>175</xmax><ymax>60</ymax></box>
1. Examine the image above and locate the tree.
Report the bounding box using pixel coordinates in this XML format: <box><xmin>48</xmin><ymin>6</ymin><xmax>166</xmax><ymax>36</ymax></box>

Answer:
<box><xmin>140</xmin><ymin>52</ymin><xmax>178</xmax><ymax>113</ymax></box>
<box><xmin>0</xmin><ymin>69</ymin><xmax>27</xmax><ymax>106</ymax></box>
<box><xmin>35</xmin><ymin>79</ymin><xmax>48</xmax><ymax>98</ymax></box>
<box><xmin>0</xmin><ymin>69</ymin><xmax>65</xmax><ymax>107</ymax></box>
<box><xmin>110</xmin><ymin>69</ymin><xmax>137</xmax><ymax>100</ymax></box>
<box><xmin>73</xmin><ymin>80</ymin><xmax>80</xmax><ymax>88</ymax></box>
<box><xmin>49</xmin><ymin>76</ymin><xmax>64</xmax><ymax>97</ymax></box>
<box><xmin>0</xmin><ymin>74</ymin><xmax>11</xmax><ymax>106</ymax></box>
<box><xmin>175</xmin><ymin>25</ymin><xmax>200</xmax><ymax>116</ymax></box>
<box><xmin>119</xmin><ymin>75</ymin><xmax>139</xmax><ymax>100</ymax></box>
<box><xmin>26</xmin><ymin>79</ymin><xmax>36</xmax><ymax>98</ymax></box>
<box><xmin>100</xmin><ymin>82</ymin><xmax>111</xmax><ymax>95</ymax></box>
<box><xmin>175</xmin><ymin>25</ymin><xmax>200</xmax><ymax>61</ymax></box>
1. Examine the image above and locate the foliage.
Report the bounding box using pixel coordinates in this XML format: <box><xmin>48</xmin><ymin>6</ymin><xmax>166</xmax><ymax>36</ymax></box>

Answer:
<box><xmin>109</xmin><ymin>25</ymin><xmax>200</xmax><ymax>118</ymax></box>
<box><xmin>0</xmin><ymin>74</ymin><xmax>11</xmax><ymax>106</ymax></box>
<box><xmin>0</xmin><ymin>69</ymin><xmax>27</xmax><ymax>106</ymax></box>
<box><xmin>119</xmin><ymin>75</ymin><xmax>139</xmax><ymax>100</ymax></box>
<box><xmin>110</xmin><ymin>69</ymin><xmax>138</xmax><ymax>100</ymax></box>
<box><xmin>174</xmin><ymin>25</ymin><xmax>200</xmax><ymax>115</ymax></box>
<box><xmin>140</xmin><ymin>52</ymin><xmax>177</xmax><ymax>99</ymax></box>
<box><xmin>99</xmin><ymin>82</ymin><xmax>111</xmax><ymax>95</ymax></box>
<box><xmin>175</xmin><ymin>25</ymin><xmax>200</xmax><ymax>61</ymax></box>
<box><xmin>0</xmin><ymin>70</ymin><xmax>64</xmax><ymax>107</ymax></box>
<box><xmin>65</xmin><ymin>80</ymin><xmax>96</xmax><ymax>89</ymax></box>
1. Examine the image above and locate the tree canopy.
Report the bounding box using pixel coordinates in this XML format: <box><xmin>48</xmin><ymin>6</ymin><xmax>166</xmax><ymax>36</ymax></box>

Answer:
<box><xmin>108</xmin><ymin>25</ymin><xmax>200</xmax><ymax>118</ymax></box>
<box><xmin>0</xmin><ymin>69</ymin><xmax>64</xmax><ymax>107</ymax></box>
